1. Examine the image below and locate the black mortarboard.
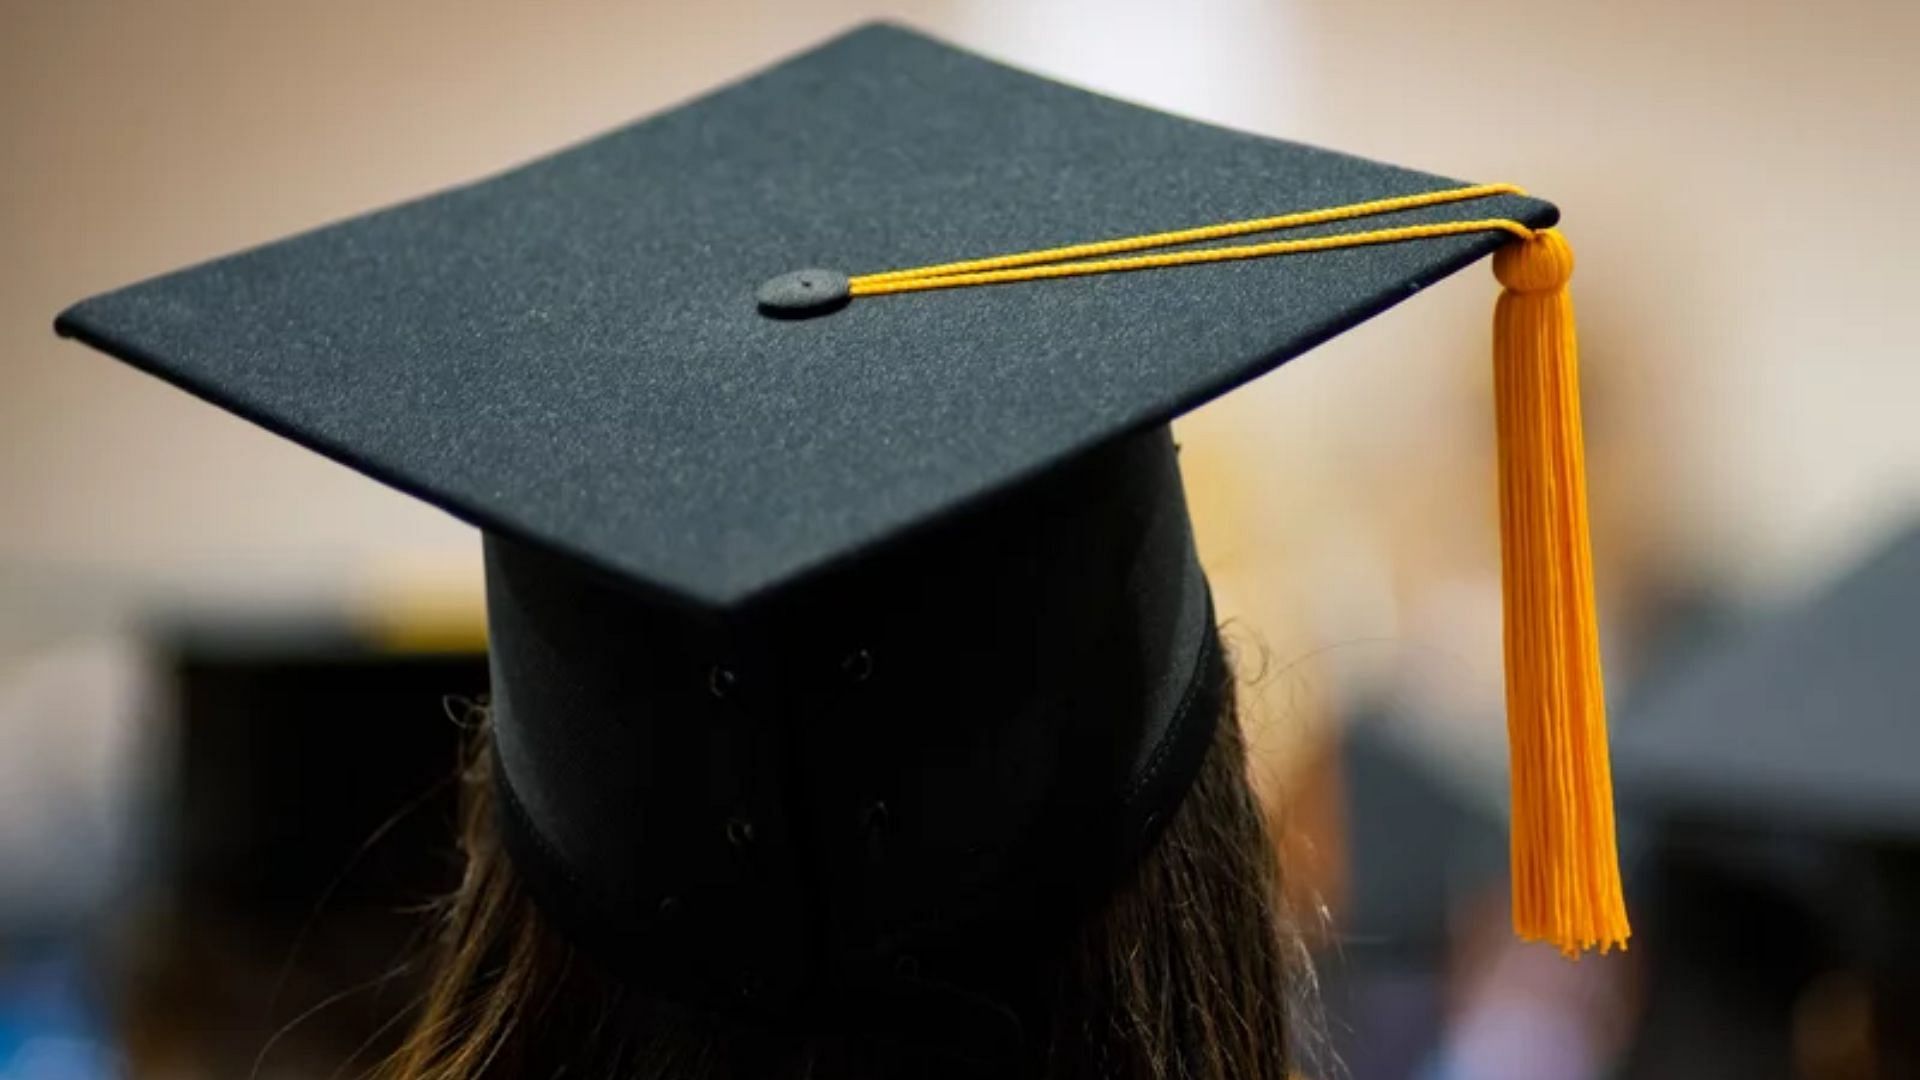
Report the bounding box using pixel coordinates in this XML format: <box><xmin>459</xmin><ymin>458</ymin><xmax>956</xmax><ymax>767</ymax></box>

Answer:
<box><xmin>1616</xmin><ymin>524</ymin><xmax>1920</xmax><ymax>838</ymax></box>
<box><xmin>1613</xmin><ymin>526</ymin><xmax>1920</xmax><ymax>1071</ymax></box>
<box><xmin>55</xmin><ymin>21</ymin><xmax>1623</xmax><ymax>1018</ymax></box>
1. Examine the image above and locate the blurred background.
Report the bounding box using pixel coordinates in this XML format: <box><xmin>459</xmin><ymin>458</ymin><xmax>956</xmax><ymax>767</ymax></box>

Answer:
<box><xmin>2</xmin><ymin>0</ymin><xmax>1917</xmax><ymax>1076</ymax></box>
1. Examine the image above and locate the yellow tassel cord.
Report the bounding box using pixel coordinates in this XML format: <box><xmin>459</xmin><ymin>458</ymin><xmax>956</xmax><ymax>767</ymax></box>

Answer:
<box><xmin>840</xmin><ymin>187</ymin><xmax>1629</xmax><ymax>955</ymax></box>
<box><xmin>847</xmin><ymin>183</ymin><xmax>1532</xmax><ymax>296</ymax></box>
<box><xmin>1492</xmin><ymin>231</ymin><xmax>1628</xmax><ymax>955</ymax></box>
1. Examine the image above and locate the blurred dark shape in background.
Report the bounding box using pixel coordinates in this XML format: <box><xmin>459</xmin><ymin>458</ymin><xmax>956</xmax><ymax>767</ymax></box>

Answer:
<box><xmin>1317</xmin><ymin>523</ymin><xmax>1920</xmax><ymax>1079</ymax></box>
<box><xmin>0</xmin><ymin>623</ymin><xmax>484</xmax><ymax>1078</ymax></box>
<box><xmin>1614</xmin><ymin>524</ymin><xmax>1920</xmax><ymax>1080</ymax></box>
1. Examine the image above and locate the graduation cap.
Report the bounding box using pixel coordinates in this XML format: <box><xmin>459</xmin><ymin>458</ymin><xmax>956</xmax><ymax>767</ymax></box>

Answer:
<box><xmin>1612</xmin><ymin>525</ymin><xmax>1920</xmax><ymax>1070</ymax></box>
<box><xmin>1616</xmin><ymin>524</ymin><xmax>1920</xmax><ymax>840</ymax></box>
<box><xmin>54</xmin><ymin>22</ymin><xmax>1625</xmax><ymax>1007</ymax></box>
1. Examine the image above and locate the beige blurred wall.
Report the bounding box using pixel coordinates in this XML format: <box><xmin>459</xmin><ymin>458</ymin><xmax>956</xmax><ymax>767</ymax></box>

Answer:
<box><xmin>4</xmin><ymin>0</ymin><xmax>1917</xmax><ymax>677</ymax></box>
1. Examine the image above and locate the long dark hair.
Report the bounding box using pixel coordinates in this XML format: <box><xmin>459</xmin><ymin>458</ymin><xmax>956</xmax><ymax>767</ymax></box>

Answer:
<box><xmin>381</xmin><ymin>676</ymin><xmax>1315</xmax><ymax>1079</ymax></box>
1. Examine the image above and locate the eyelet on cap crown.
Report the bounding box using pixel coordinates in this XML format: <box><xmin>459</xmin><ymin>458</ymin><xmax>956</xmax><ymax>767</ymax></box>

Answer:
<box><xmin>840</xmin><ymin>647</ymin><xmax>874</xmax><ymax>684</ymax></box>
<box><xmin>726</xmin><ymin>815</ymin><xmax>757</xmax><ymax>848</ymax></box>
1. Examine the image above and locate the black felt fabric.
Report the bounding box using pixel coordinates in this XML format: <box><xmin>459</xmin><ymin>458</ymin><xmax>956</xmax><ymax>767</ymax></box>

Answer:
<box><xmin>55</xmin><ymin>21</ymin><xmax>1555</xmax><ymax>612</ymax></box>
<box><xmin>484</xmin><ymin>428</ymin><xmax>1220</xmax><ymax>1017</ymax></box>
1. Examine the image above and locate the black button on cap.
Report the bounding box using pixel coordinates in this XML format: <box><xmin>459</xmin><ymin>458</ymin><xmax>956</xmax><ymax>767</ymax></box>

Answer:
<box><xmin>756</xmin><ymin>268</ymin><xmax>851</xmax><ymax>317</ymax></box>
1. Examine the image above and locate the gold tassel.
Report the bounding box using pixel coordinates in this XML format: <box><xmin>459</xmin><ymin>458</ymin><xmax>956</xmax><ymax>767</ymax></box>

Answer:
<box><xmin>1491</xmin><ymin>229</ymin><xmax>1629</xmax><ymax>956</ymax></box>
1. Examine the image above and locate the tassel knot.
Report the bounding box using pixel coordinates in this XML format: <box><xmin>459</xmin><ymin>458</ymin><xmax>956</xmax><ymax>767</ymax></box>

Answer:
<box><xmin>1493</xmin><ymin>228</ymin><xmax>1575</xmax><ymax>294</ymax></box>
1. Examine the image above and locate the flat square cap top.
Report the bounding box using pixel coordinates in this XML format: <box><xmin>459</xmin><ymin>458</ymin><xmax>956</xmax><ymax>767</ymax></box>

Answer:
<box><xmin>57</xmin><ymin>22</ymin><xmax>1555</xmax><ymax>609</ymax></box>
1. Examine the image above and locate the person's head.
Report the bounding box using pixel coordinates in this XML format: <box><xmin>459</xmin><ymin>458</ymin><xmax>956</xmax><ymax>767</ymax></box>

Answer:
<box><xmin>384</xmin><ymin>672</ymin><xmax>1313</xmax><ymax>1079</ymax></box>
<box><xmin>378</xmin><ymin>428</ymin><xmax>1317</xmax><ymax>1078</ymax></box>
